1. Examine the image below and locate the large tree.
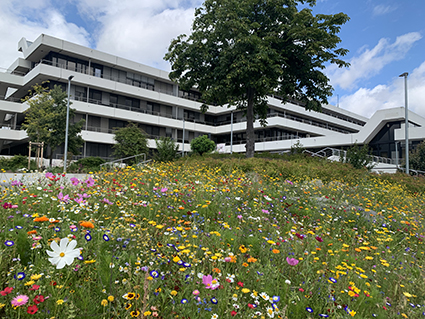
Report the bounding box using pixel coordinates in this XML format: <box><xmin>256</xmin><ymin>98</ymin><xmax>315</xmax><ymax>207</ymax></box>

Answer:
<box><xmin>164</xmin><ymin>0</ymin><xmax>349</xmax><ymax>157</ymax></box>
<box><xmin>22</xmin><ymin>84</ymin><xmax>85</xmax><ymax>165</ymax></box>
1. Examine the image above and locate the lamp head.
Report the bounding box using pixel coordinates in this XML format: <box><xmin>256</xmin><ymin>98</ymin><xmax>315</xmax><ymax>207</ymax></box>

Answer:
<box><xmin>68</xmin><ymin>75</ymin><xmax>74</xmax><ymax>81</ymax></box>
<box><xmin>399</xmin><ymin>72</ymin><xmax>408</xmax><ymax>78</ymax></box>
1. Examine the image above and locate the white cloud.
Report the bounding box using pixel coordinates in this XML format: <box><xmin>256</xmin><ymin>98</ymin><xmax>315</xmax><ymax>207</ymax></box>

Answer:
<box><xmin>0</xmin><ymin>0</ymin><xmax>90</xmax><ymax>71</ymax></box>
<box><xmin>327</xmin><ymin>32</ymin><xmax>422</xmax><ymax>90</ymax></box>
<box><xmin>373</xmin><ymin>4</ymin><xmax>397</xmax><ymax>16</ymax></box>
<box><xmin>339</xmin><ymin>60</ymin><xmax>425</xmax><ymax>118</ymax></box>
<box><xmin>74</xmin><ymin>0</ymin><xmax>203</xmax><ymax>70</ymax></box>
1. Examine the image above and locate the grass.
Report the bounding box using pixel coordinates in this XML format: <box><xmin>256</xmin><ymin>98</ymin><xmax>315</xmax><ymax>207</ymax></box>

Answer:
<box><xmin>0</xmin><ymin>156</ymin><xmax>424</xmax><ymax>318</ymax></box>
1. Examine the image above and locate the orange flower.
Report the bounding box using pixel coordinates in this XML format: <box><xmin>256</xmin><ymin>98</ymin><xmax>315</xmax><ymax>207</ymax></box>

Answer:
<box><xmin>80</xmin><ymin>221</ymin><xmax>95</xmax><ymax>229</ymax></box>
<box><xmin>27</xmin><ymin>230</ymin><xmax>37</xmax><ymax>235</ymax></box>
<box><xmin>272</xmin><ymin>249</ymin><xmax>280</xmax><ymax>254</ymax></box>
<box><xmin>242</xmin><ymin>262</ymin><xmax>249</xmax><ymax>267</ymax></box>
<box><xmin>247</xmin><ymin>257</ymin><xmax>257</xmax><ymax>263</ymax></box>
<box><xmin>34</xmin><ymin>216</ymin><xmax>49</xmax><ymax>222</ymax></box>
<box><xmin>212</xmin><ymin>268</ymin><xmax>221</xmax><ymax>273</ymax></box>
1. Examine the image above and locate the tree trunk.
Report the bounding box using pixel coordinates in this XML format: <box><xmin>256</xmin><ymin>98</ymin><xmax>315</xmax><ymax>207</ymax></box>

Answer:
<box><xmin>245</xmin><ymin>88</ymin><xmax>255</xmax><ymax>158</ymax></box>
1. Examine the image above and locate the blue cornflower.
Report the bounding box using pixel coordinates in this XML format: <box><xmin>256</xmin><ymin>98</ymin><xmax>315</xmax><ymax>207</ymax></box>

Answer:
<box><xmin>85</xmin><ymin>233</ymin><xmax>92</xmax><ymax>241</ymax></box>
<box><xmin>15</xmin><ymin>272</ymin><xmax>25</xmax><ymax>280</ymax></box>
<box><xmin>181</xmin><ymin>298</ymin><xmax>188</xmax><ymax>304</ymax></box>
<box><xmin>15</xmin><ymin>225</ymin><xmax>23</xmax><ymax>229</ymax></box>
<box><xmin>54</xmin><ymin>227</ymin><xmax>61</xmax><ymax>232</ymax></box>
<box><xmin>319</xmin><ymin>315</ymin><xmax>329</xmax><ymax>318</ymax></box>
<box><xmin>150</xmin><ymin>270</ymin><xmax>159</xmax><ymax>278</ymax></box>
<box><xmin>328</xmin><ymin>277</ymin><xmax>337</xmax><ymax>284</ymax></box>
<box><xmin>103</xmin><ymin>234</ymin><xmax>110</xmax><ymax>241</ymax></box>
<box><xmin>210</xmin><ymin>297</ymin><xmax>218</xmax><ymax>304</ymax></box>
<box><xmin>306</xmin><ymin>307</ymin><xmax>313</xmax><ymax>313</ymax></box>
<box><xmin>4</xmin><ymin>240</ymin><xmax>14</xmax><ymax>247</ymax></box>
<box><xmin>183</xmin><ymin>262</ymin><xmax>191</xmax><ymax>268</ymax></box>
<box><xmin>272</xmin><ymin>296</ymin><xmax>280</xmax><ymax>303</ymax></box>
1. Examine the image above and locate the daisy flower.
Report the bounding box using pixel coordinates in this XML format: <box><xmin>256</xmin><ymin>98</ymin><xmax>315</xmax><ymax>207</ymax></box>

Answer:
<box><xmin>46</xmin><ymin>238</ymin><xmax>81</xmax><ymax>269</ymax></box>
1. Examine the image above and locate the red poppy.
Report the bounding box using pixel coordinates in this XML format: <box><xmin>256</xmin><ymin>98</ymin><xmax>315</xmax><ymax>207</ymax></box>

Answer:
<box><xmin>248</xmin><ymin>304</ymin><xmax>255</xmax><ymax>309</ymax></box>
<box><xmin>237</xmin><ymin>281</ymin><xmax>244</xmax><ymax>287</ymax></box>
<box><xmin>29</xmin><ymin>284</ymin><xmax>40</xmax><ymax>291</ymax></box>
<box><xmin>27</xmin><ymin>305</ymin><xmax>38</xmax><ymax>314</ymax></box>
<box><xmin>231</xmin><ymin>310</ymin><xmax>237</xmax><ymax>316</ymax></box>
<box><xmin>315</xmin><ymin>236</ymin><xmax>323</xmax><ymax>242</ymax></box>
<box><xmin>0</xmin><ymin>287</ymin><xmax>13</xmax><ymax>296</ymax></box>
<box><xmin>33</xmin><ymin>295</ymin><xmax>45</xmax><ymax>304</ymax></box>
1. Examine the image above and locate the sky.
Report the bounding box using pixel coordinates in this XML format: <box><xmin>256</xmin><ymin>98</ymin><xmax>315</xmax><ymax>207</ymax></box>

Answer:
<box><xmin>0</xmin><ymin>0</ymin><xmax>424</xmax><ymax>119</ymax></box>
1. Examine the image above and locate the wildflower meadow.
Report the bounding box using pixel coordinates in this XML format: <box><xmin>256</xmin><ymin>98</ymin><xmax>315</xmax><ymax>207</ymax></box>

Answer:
<box><xmin>0</xmin><ymin>157</ymin><xmax>424</xmax><ymax>318</ymax></box>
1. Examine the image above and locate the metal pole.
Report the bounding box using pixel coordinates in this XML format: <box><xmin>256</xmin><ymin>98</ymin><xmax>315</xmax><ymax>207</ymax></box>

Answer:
<box><xmin>230</xmin><ymin>111</ymin><xmax>233</xmax><ymax>154</ymax></box>
<box><xmin>64</xmin><ymin>75</ymin><xmax>74</xmax><ymax>173</ymax></box>
<box><xmin>395</xmin><ymin>141</ymin><xmax>399</xmax><ymax>168</ymax></box>
<box><xmin>399</xmin><ymin>72</ymin><xmax>409</xmax><ymax>175</ymax></box>
<box><xmin>182</xmin><ymin>115</ymin><xmax>185</xmax><ymax>157</ymax></box>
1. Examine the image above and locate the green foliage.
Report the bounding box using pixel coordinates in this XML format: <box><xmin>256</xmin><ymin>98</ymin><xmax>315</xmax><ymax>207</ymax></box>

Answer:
<box><xmin>341</xmin><ymin>143</ymin><xmax>374</xmax><ymax>170</ymax></box>
<box><xmin>21</xmin><ymin>84</ymin><xmax>85</xmax><ymax>163</ymax></box>
<box><xmin>68</xmin><ymin>157</ymin><xmax>106</xmax><ymax>173</ymax></box>
<box><xmin>410</xmin><ymin>140</ymin><xmax>425</xmax><ymax>171</ymax></box>
<box><xmin>190</xmin><ymin>135</ymin><xmax>216</xmax><ymax>156</ymax></box>
<box><xmin>154</xmin><ymin>137</ymin><xmax>179</xmax><ymax>162</ymax></box>
<box><xmin>113</xmin><ymin>122</ymin><xmax>148</xmax><ymax>164</ymax></box>
<box><xmin>0</xmin><ymin>155</ymin><xmax>37</xmax><ymax>171</ymax></box>
<box><xmin>290</xmin><ymin>141</ymin><xmax>305</xmax><ymax>155</ymax></box>
<box><xmin>164</xmin><ymin>0</ymin><xmax>349</xmax><ymax>157</ymax></box>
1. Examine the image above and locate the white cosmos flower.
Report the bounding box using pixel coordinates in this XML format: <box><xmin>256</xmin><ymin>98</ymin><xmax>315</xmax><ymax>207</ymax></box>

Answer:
<box><xmin>46</xmin><ymin>238</ymin><xmax>81</xmax><ymax>269</ymax></box>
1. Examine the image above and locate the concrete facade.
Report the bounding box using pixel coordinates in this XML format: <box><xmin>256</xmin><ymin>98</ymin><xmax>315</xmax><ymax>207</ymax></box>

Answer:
<box><xmin>0</xmin><ymin>34</ymin><xmax>424</xmax><ymax>161</ymax></box>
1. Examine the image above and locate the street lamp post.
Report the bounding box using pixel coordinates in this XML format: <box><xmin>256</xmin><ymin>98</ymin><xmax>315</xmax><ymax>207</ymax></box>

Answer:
<box><xmin>399</xmin><ymin>72</ymin><xmax>409</xmax><ymax>175</ymax></box>
<box><xmin>63</xmin><ymin>75</ymin><xmax>74</xmax><ymax>173</ymax></box>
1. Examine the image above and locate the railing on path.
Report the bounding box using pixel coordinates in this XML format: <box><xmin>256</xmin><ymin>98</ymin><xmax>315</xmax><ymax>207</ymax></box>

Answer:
<box><xmin>100</xmin><ymin>153</ymin><xmax>149</xmax><ymax>169</ymax></box>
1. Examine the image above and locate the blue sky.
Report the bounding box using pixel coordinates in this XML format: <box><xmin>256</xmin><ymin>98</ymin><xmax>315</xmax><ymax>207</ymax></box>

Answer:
<box><xmin>1</xmin><ymin>0</ymin><xmax>424</xmax><ymax>119</ymax></box>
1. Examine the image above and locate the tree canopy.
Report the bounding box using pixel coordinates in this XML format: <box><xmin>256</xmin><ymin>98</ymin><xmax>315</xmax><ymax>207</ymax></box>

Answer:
<box><xmin>164</xmin><ymin>0</ymin><xmax>349</xmax><ymax>157</ymax></box>
<box><xmin>22</xmin><ymin>84</ymin><xmax>85</xmax><ymax>164</ymax></box>
<box><xmin>113</xmin><ymin>123</ymin><xmax>149</xmax><ymax>165</ymax></box>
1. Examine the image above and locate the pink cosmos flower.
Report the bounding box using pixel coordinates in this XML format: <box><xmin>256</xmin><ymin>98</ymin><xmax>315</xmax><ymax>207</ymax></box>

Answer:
<box><xmin>192</xmin><ymin>290</ymin><xmax>200</xmax><ymax>296</ymax></box>
<box><xmin>58</xmin><ymin>192</ymin><xmax>69</xmax><ymax>203</ymax></box>
<box><xmin>84</xmin><ymin>177</ymin><xmax>95</xmax><ymax>187</ymax></box>
<box><xmin>286</xmin><ymin>257</ymin><xmax>299</xmax><ymax>266</ymax></box>
<box><xmin>161</xmin><ymin>188</ymin><xmax>168</xmax><ymax>193</ymax></box>
<box><xmin>11</xmin><ymin>294</ymin><xmax>29</xmax><ymax>307</ymax></box>
<box><xmin>202</xmin><ymin>275</ymin><xmax>220</xmax><ymax>290</ymax></box>
<box><xmin>70</xmin><ymin>177</ymin><xmax>80</xmax><ymax>186</ymax></box>
<box><xmin>45</xmin><ymin>172</ymin><xmax>54</xmax><ymax>180</ymax></box>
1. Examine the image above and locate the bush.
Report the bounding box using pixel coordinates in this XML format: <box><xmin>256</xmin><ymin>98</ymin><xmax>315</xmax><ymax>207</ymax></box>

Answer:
<box><xmin>113</xmin><ymin>123</ymin><xmax>148</xmax><ymax>165</ymax></box>
<box><xmin>410</xmin><ymin>140</ymin><xmax>425</xmax><ymax>171</ymax></box>
<box><xmin>341</xmin><ymin>143</ymin><xmax>374</xmax><ymax>170</ymax></box>
<box><xmin>67</xmin><ymin>157</ymin><xmax>106</xmax><ymax>173</ymax></box>
<box><xmin>0</xmin><ymin>155</ymin><xmax>37</xmax><ymax>171</ymax></box>
<box><xmin>154</xmin><ymin>137</ymin><xmax>179</xmax><ymax>162</ymax></box>
<box><xmin>190</xmin><ymin>135</ymin><xmax>216</xmax><ymax>156</ymax></box>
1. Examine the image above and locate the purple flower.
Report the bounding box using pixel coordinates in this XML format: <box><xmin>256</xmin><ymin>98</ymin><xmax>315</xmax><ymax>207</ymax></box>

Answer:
<box><xmin>84</xmin><ymin>177</ymin><xmax>95</xmax><ymax>187</ymax></box>
<box><xmin>286</xmin><ymin>257</ymin><xmax>299</xmax><ymax>266</ymax></box>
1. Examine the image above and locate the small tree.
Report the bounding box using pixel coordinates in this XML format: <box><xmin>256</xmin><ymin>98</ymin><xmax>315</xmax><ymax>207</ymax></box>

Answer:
<box><xmin>154</xmin><ymin>137</ymin><xmax>179</xmax><ymax>162</ymax></box>
<box><xmin>113</xmin><ymin>123</ymin><xmax>148</xmax><ymax>165</ymax></box>
<box><xmin>22</xmin><ymin>83</ymin><xmax>85</xmax><ymax>166</ymax></box>
<box><xmin>342</xmin><ymin>143</ymin><xmax>374</xmax><ymax>170</ymax></box>
<box><xmin>190</xmin><ymin>135</ymin><xmax>215</xmax><ymax>156</ymax></box>
<box><xmin>410</xmin><ymin>140</ymin><xmax>425</xmax><ymax>171</ymax></box>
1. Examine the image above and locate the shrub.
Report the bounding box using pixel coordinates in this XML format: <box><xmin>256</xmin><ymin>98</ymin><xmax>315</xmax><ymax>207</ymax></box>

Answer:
<box><xmin>190</xmin><ymin>135</ymin><xmax>216</xmax><ymax>156</ymax></box>
<box><xmin>154</xmin><ymin>137</ymin><xmax>179</xmax><ymax>162</ymax></box>
<box><xmin>410</xmin><ymin>140</ymin><xmax>425</xmax><ymax>171</ymax></box>
<box><xmin>68</xmin><ymin>157</ymin><xmax>106</xmax><ymax>173</ymax></box>
<box><xmin>0</xmin><ymin>155</ymin><xmax>37</xmax><ymax>171</ymax></box>
<box><xmin>341</xmin><ymin>143</ymin><xmax>374</xmax><ymax>170</ymax></box>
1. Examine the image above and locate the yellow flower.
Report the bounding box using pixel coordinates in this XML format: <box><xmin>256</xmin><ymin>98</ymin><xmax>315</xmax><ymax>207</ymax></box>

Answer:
<box><xmin>24</xmin><ymin>280</ymin><xmax>35</xmax><ymax>286</ymax></box>
<box><xmin>241</xmin><ymin>288</ymin><xmax>250</xmax><ymax>293</ymax></box>
<box><xmin>101</xmin><ymin>299</ymin><xmax>108</xmax><ymax>307</ymax></box>
<box><xmin>171</xmin><ymin>290</ymin><xmax>178</xmax><ymax>296</ymax></box>
<box><xmin>108</xmin><ymin>295</ymin><xmax>114</xmax><ymax>302</ymax></box>
<box><xmin>56</xmin><ymin>300</ymin><xmax>64</xmax><ymax>305</ymax></box>
<box><xmin>403</xmin><ymin>292</ymin><xmax>413</xmax><ymax>298</ymax></box>
<box><xmin>84</xmin><ymin>259</ymin><xmax>96</xmax><ymax>264</ymax></box>
<box><xmin>144</xmin><ymin>311</ymin><xmax>152</xmax><ymax>316</ymax></box>
<box><xmin>31</xmin><ymin>274</ymin><xmax>42</xmax><ymax>281</ymax></box>
<box><xmin>0</xmin><ymin>303</ymin><xmax>5</xmax><ymax>309</ymax></box>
